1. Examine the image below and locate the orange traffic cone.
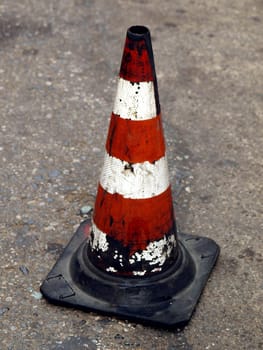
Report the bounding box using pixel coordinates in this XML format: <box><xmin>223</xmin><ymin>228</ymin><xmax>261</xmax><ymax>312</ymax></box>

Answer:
<box><xmin>41</xmin><ymin>26</ymin><xmax>219</xmax><ymax>328</ymax></box>
<box><xmin>89</xmin><ymin>26</ymin><xmax>176</xmax><ymax>277</ymax></box>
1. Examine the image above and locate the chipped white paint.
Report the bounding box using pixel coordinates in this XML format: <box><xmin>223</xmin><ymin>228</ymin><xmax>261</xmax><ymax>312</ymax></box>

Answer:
<box><xmin>100</xmin><ymin>153</ymin><xmax>169</xmax><ymax>199</ymax></box>
<box><xmin>151</xmin><ymin>267</ymin><xmax>162</xmax><ymax>273</ymax></box>
<box><xmin>106</xmin><ymin>267</ymin><xmax>118</xmax><ymax>273</ymax></box>
<box><xmin>129</xmin><ymin>234</ymin><xmax>176</xmax><ymax>268</ymax></box>
<box><xmin>133</xmin><ymin>270</ymin><xmax>147</xmax><ymax>276</ymax></box>
<box><xmin>90</xmin><ymin>223</ymin><xmax>109</xmax><ymax>252</ymax></box>
<box><xmin>113</xmin><ymin>78</ymin><xmax>156</xmax><ymax>120</ymax></box>
<box><xmin>90</xmin><ymin>223</ymin><xmax>177</xmax><ymax>275</ymax></box>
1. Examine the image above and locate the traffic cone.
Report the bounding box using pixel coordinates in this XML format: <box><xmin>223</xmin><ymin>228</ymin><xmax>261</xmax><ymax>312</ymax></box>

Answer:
<box><xmin>40</xmin><ymin>25</ymin><xmax>219</xmax><ymax>328</ymax></box>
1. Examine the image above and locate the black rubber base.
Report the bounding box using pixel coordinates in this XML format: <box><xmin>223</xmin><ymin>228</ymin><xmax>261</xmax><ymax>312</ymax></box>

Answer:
<box><xmin>40</xmin><ymin>220</ymin><xmax>219</xmax><ymax>328</ymax></box>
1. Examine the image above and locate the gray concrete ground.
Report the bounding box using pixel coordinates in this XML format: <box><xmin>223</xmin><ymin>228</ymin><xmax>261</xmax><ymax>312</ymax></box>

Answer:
<box><xmin>0</xmin><ymin>0</ymin><xmax>262</xmax><ymax>349</ymax></box>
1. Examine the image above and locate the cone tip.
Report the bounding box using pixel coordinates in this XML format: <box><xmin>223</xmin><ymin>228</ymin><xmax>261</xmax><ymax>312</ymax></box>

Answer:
<box><xmin>127</xmin><ymin>25</ymin><xmax>150</xmax><ymax>39</ymax></box>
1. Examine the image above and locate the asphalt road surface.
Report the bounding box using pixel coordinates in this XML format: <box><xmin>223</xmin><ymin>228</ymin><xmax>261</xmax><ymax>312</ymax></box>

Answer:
<box><xmin>0</xmin><ymin>1</ymin><xmax>262</xmax><ymax>349</ymax></box>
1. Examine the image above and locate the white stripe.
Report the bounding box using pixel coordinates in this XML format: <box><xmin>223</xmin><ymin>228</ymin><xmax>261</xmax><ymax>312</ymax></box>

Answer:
<box><xmin>100</xmin><ymin>153</ymin><xmax>169</xmax><ymax>199</ymax></box>
<box><xmin>113</xmin><ymin>78</ymin><xmax>156</xmax><ymax>120</ymax></box>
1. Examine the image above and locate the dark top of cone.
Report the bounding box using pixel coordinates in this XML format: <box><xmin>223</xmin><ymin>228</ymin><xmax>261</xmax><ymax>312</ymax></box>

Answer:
<box><xmin>127</xmin><ymin>26</ymin><xmax>150</xmax><ymax>40</ymax></box>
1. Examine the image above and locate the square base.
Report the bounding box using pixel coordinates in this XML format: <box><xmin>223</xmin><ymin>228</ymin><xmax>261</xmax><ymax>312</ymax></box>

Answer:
<box><xmin>40</xmin><ymin>220</ymin><xmax>219</xmax><ymax>328</ymax></box>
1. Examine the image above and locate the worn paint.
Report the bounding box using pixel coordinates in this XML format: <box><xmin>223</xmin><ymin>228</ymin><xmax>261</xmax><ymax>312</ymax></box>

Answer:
<box><xmin>106</xmin><ymin>113</ymin><xmax>165</xmax><ymax>163</ymax></box>
<box><xmin>87</xmin><ymin>25</ymin><xmax>178</xmax><ymax>276</ymax></box>
<box><xmin>119</xmin><ymin>34</ymin><xmax>154</xmax><ymax>83</ymax></box>
<box><xmin>100</xmin><ymin>153</ymin><xmax>169</xmax><ymax>199</ymax></box>
<box><xmin>106</xmin><ymin>267</ymin><xmax>117</xmax><ymax>273</ymax></box>
<box><xmin>129</xmin><ymin>233</ymin><xmax>176</xmax><ymax>267</ymax></box>
<box><xmin>113</xmin><ymin>78</ymin><xmax>156</xmax><ymax>120</ymax></box>
<box><xmin>90</xmin><ymin>222</ymin><xmax>109</xmax><ymax>252</ymax></box>
<box><xmin>132</xmin><ymin>271</ymin><xmax>147</xmax><ymax>276</ymax></box>
<box><xmin>92</xmin><ymin>184</ymin><xmax>175</xmax><ymax>255</ymax></box>
<box><xmin>90</xmin><ymin>221</ymin><xmax>177</xmax><ymax>275</ymax></box>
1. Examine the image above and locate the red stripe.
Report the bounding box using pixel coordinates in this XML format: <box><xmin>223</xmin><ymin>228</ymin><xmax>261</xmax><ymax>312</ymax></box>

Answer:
<box><xmin>106</xmin><ymin>113</ymin><xmax>165</xmax><ymax>163</ymax></box>
<box><xmin>119</xmin><ymin>36</ymin><xmax>154</xmax><ymax>82</ymax></box>
<box><xmin>93</xmin><ymin>184</ymin><xmax>175</xmax><ymax>255</ymax></box>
